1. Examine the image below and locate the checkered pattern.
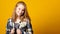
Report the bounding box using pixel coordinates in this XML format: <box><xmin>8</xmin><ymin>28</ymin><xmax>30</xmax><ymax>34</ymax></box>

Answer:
<box><xmin>6</xmin><ymin>18</ymin><xmax>33</xmax><ymax>34</ymax></box>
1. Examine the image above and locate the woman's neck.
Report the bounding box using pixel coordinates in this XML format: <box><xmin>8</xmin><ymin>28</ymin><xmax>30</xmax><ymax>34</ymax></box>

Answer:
<box><xmin>17</xmin><ymin>17</ymin><xmax>20</xmax><ymax>19</ymax></box>
<box><xmin>15</xmin><ymin>16</ymin><xmax>21</xmax><ymax>23</ymax></box>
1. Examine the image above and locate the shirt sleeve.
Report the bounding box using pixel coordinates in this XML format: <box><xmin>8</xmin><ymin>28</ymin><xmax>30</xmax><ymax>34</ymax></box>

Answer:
<box><xmin>24</xmin><ymin>19</ymin><xmax>33</xmax><ymax>34</ymax></box>
<box><xmin>6</xmin><ymin>18</ymin><xmax>13</xmax><ymax>34</ymax></box>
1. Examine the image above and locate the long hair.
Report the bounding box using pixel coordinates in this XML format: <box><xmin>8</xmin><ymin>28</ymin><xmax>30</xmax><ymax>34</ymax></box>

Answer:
<box><xmin>11</xmin><ymin>1</ymin><xmax>31</xmax><ymax>22</ymax></box>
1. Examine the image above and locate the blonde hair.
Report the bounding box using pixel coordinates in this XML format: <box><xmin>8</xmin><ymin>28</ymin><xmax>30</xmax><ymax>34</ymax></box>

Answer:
<box><xmin>11</xmin><ymin>1</ymin><xmax>31</xmax><ymax>22</ymax></box>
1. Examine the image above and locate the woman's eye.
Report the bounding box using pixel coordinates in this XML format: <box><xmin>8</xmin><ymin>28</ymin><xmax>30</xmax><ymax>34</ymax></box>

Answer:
<box><xmin>22</xmin><ymin>9</ymin><xmax>24</xmax><ymax>11</ymax></box>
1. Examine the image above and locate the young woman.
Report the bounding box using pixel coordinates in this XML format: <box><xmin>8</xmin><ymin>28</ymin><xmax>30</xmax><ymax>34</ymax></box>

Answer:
<box><xmin>6</xmin><ymin>1</ymin><xmax>33</xmax><ymax>34</ymax></box>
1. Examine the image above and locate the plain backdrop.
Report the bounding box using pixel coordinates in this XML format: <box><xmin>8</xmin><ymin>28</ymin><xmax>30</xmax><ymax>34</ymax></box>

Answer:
<box><xmin>0</xmin><ymin>0</ymin><xmax>60</xmax><ymax>34</ymax></box>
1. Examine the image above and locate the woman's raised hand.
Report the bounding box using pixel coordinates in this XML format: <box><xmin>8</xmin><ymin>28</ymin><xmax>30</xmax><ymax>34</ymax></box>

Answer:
<box><xmin>17</xmin><ymin>29</ymin><xmax>22</xmax><ymax>34</ymax></box>
<box><xmin>10</xmin><ymin>28</ymin><xmax>15</xmax><ymax>34</ymax></box>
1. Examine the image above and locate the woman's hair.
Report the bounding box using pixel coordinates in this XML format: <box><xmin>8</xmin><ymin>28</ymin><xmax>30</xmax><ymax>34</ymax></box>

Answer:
<box><xmin>11</xmin><ymin>1</ymin><xmax>31</xmax><ymax>22</ymax></box>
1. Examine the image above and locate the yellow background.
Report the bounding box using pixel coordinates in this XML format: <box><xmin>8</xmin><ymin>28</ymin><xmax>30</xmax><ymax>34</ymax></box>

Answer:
<box><xmin>0</xmin><ymin>0</ymin><xmax>60</xmax><ymax>34</ymax></box>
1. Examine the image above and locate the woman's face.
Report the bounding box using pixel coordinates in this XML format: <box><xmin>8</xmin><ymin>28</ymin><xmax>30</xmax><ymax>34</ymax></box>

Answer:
<box><xmin>16</xmin><ymin>3</ymin><xmax>25</xmax><ymax>16</ymax></box>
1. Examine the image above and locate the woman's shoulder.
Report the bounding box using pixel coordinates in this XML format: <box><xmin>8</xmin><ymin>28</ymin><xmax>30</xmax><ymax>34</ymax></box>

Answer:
<box><xmin>7</xmin><ymin>17</ymin><xmax>12</xmax><ymax>22</ymax></box>
<box><xmin>23</xmin><ymin>18</ymin><xmax>30</xmax><ymax>23</ymax></box>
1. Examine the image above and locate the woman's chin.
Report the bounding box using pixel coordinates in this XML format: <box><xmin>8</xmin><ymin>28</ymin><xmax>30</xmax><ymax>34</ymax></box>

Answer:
<box><xmin>17</xmin><ymin>15</ymin><xmax>20</xmax><ymax>16</ymax></box>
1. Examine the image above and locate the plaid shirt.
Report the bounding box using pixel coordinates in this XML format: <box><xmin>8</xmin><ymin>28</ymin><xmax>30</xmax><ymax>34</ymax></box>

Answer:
<box><xmin>6</xmin><ymin>18</ymin><xmax>33</xmax><ymax>34</ymax></box>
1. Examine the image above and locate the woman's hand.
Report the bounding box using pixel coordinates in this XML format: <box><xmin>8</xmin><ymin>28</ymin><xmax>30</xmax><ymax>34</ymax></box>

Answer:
<box><xmin>16</xmin><ymin>29</ymin><xmax>22</xmax><ymax>34</ymax></box>
<box><xmin>10</xmin><ymin>28</ymin><xmax>15</xmax><ymax>34</ymax></box>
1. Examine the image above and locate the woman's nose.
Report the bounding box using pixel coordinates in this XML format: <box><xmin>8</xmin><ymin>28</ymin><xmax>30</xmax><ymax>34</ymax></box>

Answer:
<box><xmin>18</xmin><ymin>10</ymin><xmax>21</xmax><ymax>13</ymax></box>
